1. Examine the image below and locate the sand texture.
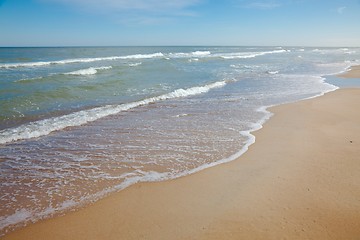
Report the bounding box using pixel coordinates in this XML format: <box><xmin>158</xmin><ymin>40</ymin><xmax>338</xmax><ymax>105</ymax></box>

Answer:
<box><xmin>3</xmin><ymin>90</ymin><xmax>360</xmax><ymax>238</ymax></box>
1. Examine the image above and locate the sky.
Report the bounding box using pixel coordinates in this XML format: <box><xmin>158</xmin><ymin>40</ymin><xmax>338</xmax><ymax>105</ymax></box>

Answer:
<box><xmin>0</xmin><ymin>0</ymin><xmax>359</xmax><ymax>46</ymax></box>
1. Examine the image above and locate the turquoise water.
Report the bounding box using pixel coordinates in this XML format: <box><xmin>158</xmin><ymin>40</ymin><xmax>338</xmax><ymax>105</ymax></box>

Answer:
<box><xmin>0</xmin><ymin>46</ymin><xmax>359</xmax><ymax>235</ymax></box>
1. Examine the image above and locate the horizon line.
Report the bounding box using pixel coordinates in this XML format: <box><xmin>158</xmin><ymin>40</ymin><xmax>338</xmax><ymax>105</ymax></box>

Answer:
<box><xmin>0</xmin><ymin>45</ymin><xmax>359</xmax><ymax>48</ymax></box>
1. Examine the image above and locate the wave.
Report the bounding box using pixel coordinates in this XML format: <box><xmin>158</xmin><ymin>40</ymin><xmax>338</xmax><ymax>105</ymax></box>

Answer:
<box><xmin>0</xmin><ymin>49</ymin><xmax>291</xmax><ymax>69</ymax></box>
<box><xmin>169</xmin><ymin>51</ymin><xmax>211</xmax><ymax>58</ymax></box>
<box><xmin>13</xmin><ymin>66</ymin><xmax>112</xmax><ymax>82</ymax></box>
<box><xmin>14</xmin><ymin>76</ymin><xmax>45</xmax><ymax>83</ymax></box>
<box><xmin>0</xmin><ymin>81</ymin><xmax>227</xmax><ymax>144</ymax></box>
<box><xmin>128</xmin><ymin>62</ymin><xmax>142</xmax><ymax>67</ymax></box>
<box><xmin>63</xmin><ymin>66</ymin><xmax>112</xmax><ymax>76</ymax></box>
<box><xmin>168</xmin><ymin>49</ymin><xmax>286</xmax><ymax>60</ymax></box>
<box><xmin>219</xmin><ymin>49</ymin><xmax>288</xmax><ymax>59</ymax></box>
<box><xmin>312</xmin><ymin>48</ymin><xmax>359</xmax><ymax>55</ymax></box>
<box><xmin>191</xmin><ymin>51</ymin><xmax>211</xmax><ymax>56</ymax></box>
<box><xmin>0</xmin><ymin>199</ymin><xmax>77</xmax><ymax>237</ymax></box>
<box><xmin>0</xmin><ymin>53</ymin><xmax>164</xmax><ymax>69</ymax></box>
<box><xmin>188</xmin><ymin>58</ymin><xmax>199</xmax><ymax>62</ymax></box>
<box><xmin>267</xmin><ymin>70</ymin><xmax>279</xmax><ymax>75</ymax></box>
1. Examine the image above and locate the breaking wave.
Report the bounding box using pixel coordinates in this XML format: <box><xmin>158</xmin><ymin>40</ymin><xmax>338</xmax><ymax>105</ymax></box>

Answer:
<box><xmin>218</xmin><ymin>49</ymin><xmax>288</xmax><ymax>59</ymax></box>
<box><xmin>0</xmin><ymin>53</ymin><xmax>164</xmax><ymax>69</ymax></box>
<box><xmin>63</xmin><ymin>66</ymin><xmax>112</xmax><ymax>76</ymax></box>
<box><xmin>0</xmin><ymin>49</ymin><xmax>291</xmax><ymax>69</ymax></box>
<box><xmin>0</xmin><ymin>81</ymin><xmax>227</xmax><ymax>144</ymax></box>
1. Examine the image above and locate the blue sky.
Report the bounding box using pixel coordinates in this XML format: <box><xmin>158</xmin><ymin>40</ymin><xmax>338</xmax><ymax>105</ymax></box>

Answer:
<box><xmin>0</xmin><ymin>0</ymin><xmax>359</xmax><ymax>46</ymax></box>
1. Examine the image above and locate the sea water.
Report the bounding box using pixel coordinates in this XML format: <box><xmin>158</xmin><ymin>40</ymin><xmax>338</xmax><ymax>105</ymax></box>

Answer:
<box><xmin>1</xmin><ymin>46</ymin><xmax>359</xmax><ymax>235</ymax></box>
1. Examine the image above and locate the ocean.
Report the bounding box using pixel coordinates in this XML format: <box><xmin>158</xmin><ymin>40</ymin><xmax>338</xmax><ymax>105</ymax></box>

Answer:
<box><xmin>1</xmin><ymin>46</ymin><xmax>359</xmax><ymax>235</ymax></box>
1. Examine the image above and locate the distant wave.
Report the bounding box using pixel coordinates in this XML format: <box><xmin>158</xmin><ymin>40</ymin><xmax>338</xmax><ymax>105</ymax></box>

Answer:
<box><xmin>0</xmin><ymin>81</ymin><xmax>227</xmax><ymax>144</ymax></box>
<box><xmin>312</xmin><ymin>48</ymin><xmax>357</xmax><ymax>55</ymax></box>
<box><xmin>14</xmin><ymin>66</ymin><xmax>112</xmax><ymax>82</ymax></box>
<box><xmin>64</xmin><ymin>66</ymin><xmax>112</xmax><ymax>76</ymax></box>
<box><xmin>0</xmin><ymin>49</ymin><xmax>291</xmax><ymax>69</ymax></box>
<box><xmin>0</xmin><ymin>53</ymin><xmax>164</xmax><ymax>69</ymax></box>
<box><xmin>168</xmin><ymin>49</ymin><xmax>287</xmax><ymax>60</ymax></box>
<box><xmin>15</xmin><ymin>76</ymin><xmax>45</xmax><ymax>83</ymax></box>
<box><xmin>128</xmin><ymin>62</ymin><xmax>142</xmax><ymax>67</ymax></box>
<box><xmin>219</xmin><ymin>49</ymin><xmax>288</xmax><ymax>59</ymax></box>
<box><xmin>169</xmin><ymin>51</ymin><xmax>211</xmax><ymax>58</ymax></box>
<box><xmin>267</xmin><ymin>70</ymin><xmax>279</xmax><ymax>75</ymax></box>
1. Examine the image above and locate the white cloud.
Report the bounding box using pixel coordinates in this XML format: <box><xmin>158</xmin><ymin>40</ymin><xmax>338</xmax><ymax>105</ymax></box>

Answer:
<box><xmin>337</xmin><ymin>6</ymin><xmax>346</xmax><ymax>14</ymax></box>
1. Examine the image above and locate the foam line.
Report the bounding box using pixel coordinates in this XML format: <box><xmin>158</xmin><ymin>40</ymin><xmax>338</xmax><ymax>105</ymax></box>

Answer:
<box><xmin>0</xmin><ymin>81</ymin><xmax>227</xmax><ymax>144</ymax></box>
<box><xmin>63</xmin><ymin>66</ymin><xmax>112</xmax><ymax>76</ymax></box>
<box><xmin>0</xmin><ymin>53</ymin><xmax>164</xmax><ymax>69</ymax></box>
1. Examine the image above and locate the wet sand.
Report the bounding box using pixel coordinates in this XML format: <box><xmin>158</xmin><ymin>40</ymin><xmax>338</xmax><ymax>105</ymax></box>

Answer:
<box><xmin>339</xmin><ymin>65</ymin><xmax>360</xmax><ymax>78</ymax></box>
<box><xmin>3</xmin><ymin>69</ymin><xmax>360</xmax><ymax>239</ymax></box>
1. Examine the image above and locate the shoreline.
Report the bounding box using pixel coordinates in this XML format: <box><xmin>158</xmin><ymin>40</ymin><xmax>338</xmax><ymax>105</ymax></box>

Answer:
<box><xmin>338</xmin><ymin>65</ymin><xmax>360</xmax><ymax>78</ymax></box>
<box><xmin>3</xmin><ymin>67</ymin><xmax>360</xmax><ymax>239</ymax></box>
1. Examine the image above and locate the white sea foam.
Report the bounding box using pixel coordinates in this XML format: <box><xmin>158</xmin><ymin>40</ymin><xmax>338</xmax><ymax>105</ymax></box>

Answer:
<box><xmin>188</xmin><ymin>58</ymin><xmax>199</xmax><ymax>62</ymax></box>
<box><xmin>0</xmin><ymin>81</ymin><xmax>227</xmax><ymax>144</ymax></box>
<box><xmin>0</xmin><ymin>170</ymin><xmax>171</xmax><ymax>235</ymax></box>
<box><xmin>174</xmin><ymin>113</ymin><xmax>189</xmax><ymax>118</ymax></box>
<box><xmin>128</xmin><ymin>62</ymin><xmax>142</xmax><ymax>67</ymax></box>
<box><xmin>120</xmin><ymin>53</ymin><xmax>164</xmax><ymax>59</ymax></box>
<box><xmin>191</xmin><ymin>51</ymin><xmax>211</xmax><ymax>56</ymax></box>
<box><xmin>64</xmin><ymin>68</ymin><xmax>97</xmax><ymax>76</ymax></box>
<box><xmin>64</xmin><ymin>66</ymin><xmax>112</xmax><ymax>76</ymax></box>
<box><xmin>267</xmin><ymin>70</ymin><xmax>279</xmax><ymax>75</ymax></box>
<box><xmin>0</xmin><ymin>209</ymin><xmax>32</xmax><ymax>231</ymax></box>
<box><xmin>6</xmin><ymin>49</ymin><xmax>279</xmax><ymax>65</ymax></box>
<box><xmin>0</xmin><ymin>53</ymin><xmax>164</xmax><ymax>69</ymax></box>
<box><xmin>219</xmin><ymin>49</ymin><xmax>287</xmax><ymax>59</ymax></box>
<box><xmin>0</xmin><ymin>199</ymin><xmax>79</xmax><ymax>236</ymax></box>
<box><xmin>169</xmin><ymin>51</ymin><xmax>211</xmax><ymax>58</ymax></box>
<box><xmin>312</xmin><ymin>48</ymin><xmax>357</xmax><ymax>55</ymax></box>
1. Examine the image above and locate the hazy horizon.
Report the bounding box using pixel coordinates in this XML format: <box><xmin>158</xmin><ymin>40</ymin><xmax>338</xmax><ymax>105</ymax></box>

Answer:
<box><xmin>0</xmin><ymin>45</ymin><xmax>359</xmax><ymax>48</ymax></box>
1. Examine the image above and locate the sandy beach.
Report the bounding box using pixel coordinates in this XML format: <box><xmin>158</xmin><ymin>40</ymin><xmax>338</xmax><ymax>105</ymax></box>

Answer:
<box><xmin>3</xmin><ymin>69</ymin><xmax>360</xmax><ymax>239</ymax></box>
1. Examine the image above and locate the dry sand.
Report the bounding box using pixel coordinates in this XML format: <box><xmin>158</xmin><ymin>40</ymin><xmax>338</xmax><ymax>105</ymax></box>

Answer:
<box><xmin>3</xmin><ymin>70</ymin><xmax>360</xmax><ymax>239</ymax></box>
